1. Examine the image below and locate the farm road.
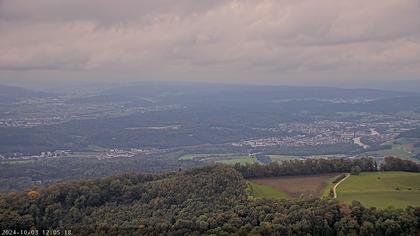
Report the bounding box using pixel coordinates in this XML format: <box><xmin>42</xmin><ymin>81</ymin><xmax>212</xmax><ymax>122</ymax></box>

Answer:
<box><xmin>333</xmin><ymin>174</ymin><xmax>350</xmax><ymax>198</ymax></box>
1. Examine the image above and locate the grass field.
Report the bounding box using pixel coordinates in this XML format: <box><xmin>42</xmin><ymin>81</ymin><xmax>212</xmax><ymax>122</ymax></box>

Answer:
<box><xmin>268</xmin><ymin>155</ymin><xmax>302</xmax><ymax>162</ymax></box>
<box><xmin>216</xmin><ymin>156</ymin><xmax>260</xmax><ymax>165</ymax></box>
<box><xmin>251</xmin><ymin>174</ymin><xmax>335</xmax><ymax>198</ymax></box>
<box><xmin>249</xmin><ymin>182</ymin><xmax>289</xmax><ymax>200</ymax></box>
<box><xmin>1</xmin><ymin>159</ymin><xmax>36</xmax><ymax>164</ymax></box>
<box><xmin>321</xmin><ymin>174</ymin><xmax>343</xmax><ymax>198</ymax></box>
<box><xmin>364</xmin><ymin>145</ymin><xmax>413</xmax><ymax>159</ymax></box>
<box><xmin>336</xmin><ymin>171</ymin><xmax>420</xmax><ymax>208</ymax></box>
<box><xmin>363</xmin><ymin>138</ymin><xmax>420</xmax><ymax>160</ymax></box>
<box><xmin>179</xmin><ymin>153</ymin><xmax>261</xmax><ymax>165</ymax></box>
<box><xmin>178</xmin><ymin>154</ymin><xmax>214</xmax><ymax>160</ymax></box>
<box><xmin>268</xmin><ymin>155</ymin><xmax>345</xmax><ymax>163</ymax></box>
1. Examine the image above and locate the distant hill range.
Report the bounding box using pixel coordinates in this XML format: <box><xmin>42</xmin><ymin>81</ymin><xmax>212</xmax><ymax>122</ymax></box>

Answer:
<box><xmin>0</xmin><ymin>85</ymin><xmax>52</xmax><ymax>103</ymax></box>
<box><xmin>360</xmin><ymin>80</ymin><xmax>420</xmax><ymax>93</ymax></box>
<box><xmin>1</xmin><ymin>82</ymin><xmax>418</xmax><ymax>102</ymax></box>
<box><xmin>96</xmin><ymin>82</ymin><xmax>419</xmax><ymax>104</ymax></box>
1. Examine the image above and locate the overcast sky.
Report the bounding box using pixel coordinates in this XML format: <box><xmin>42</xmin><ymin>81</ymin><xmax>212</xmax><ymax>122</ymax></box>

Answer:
<box><xmin>1</xmin><ymin>0</ymin><xmax>420</xmax><ymax>87</ymax></box>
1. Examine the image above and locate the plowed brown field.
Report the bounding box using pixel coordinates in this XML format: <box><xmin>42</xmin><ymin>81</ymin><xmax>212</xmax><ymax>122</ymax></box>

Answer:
<box><xmin>252</xmin><ymin>174</ymin><xmax>335</xmax><ymax>198</ymax></box>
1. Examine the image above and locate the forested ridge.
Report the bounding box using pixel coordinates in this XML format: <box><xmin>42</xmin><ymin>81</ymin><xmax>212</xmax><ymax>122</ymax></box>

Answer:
<box><xmin>1</xmin><ymin>162</ymin><xmax>419</xmax><ymax>235</ymax></box>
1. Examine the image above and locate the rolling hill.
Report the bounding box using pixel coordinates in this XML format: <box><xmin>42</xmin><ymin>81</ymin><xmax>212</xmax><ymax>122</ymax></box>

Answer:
<box><xmin>0</xmin><ymin>166</ymin><xmax>418</xmax><ymax>235</ymax></box>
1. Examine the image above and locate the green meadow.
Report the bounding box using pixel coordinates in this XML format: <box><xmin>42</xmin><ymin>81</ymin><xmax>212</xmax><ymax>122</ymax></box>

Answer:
<box><xmin>248</xmin><ymin>182</ymin><xmax>289</xmax><ymax>200</ymax></box>
<box><xmin>336</xmin><ymin>171</ymin><xmax>420</xmax><ymax>208</ymax></box>
<box><xmin>364</xmin><ymin>146</ymin><xmax>413</xmax><ymax>159</ymax></box>
<box><xmin>178</xmin><ymin>154</ymin><xmax>215</xmax><ymax>160</ymax></box>
<box><xmin>321</xmin><ymin>174</ymin><xmax>343</xmax><ymax>198</ymax></box>
<box><xmin>268</xmin><ymin>155</ymin><xmax>302</xmax><ymax>162</ymax></box>
<box><xmin>363</xmin><ymin>138</ymin><xmax>420</xmax><ymax>160</ymax></box>
<box><xmin>216</xmin><ymin>156</ymin><xmax>260</xmax><ymax>165</ymax></box>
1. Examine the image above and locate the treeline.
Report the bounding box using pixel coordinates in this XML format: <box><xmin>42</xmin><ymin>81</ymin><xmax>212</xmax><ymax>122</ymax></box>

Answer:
<box><xmin>234</xmin><ymin>157</ymin><xmax>377</xmax><ymax>178</ymax></box>
<box><xmin>332</xmin><ymin>173</ymin><xmax>347</xmax><ymax>184</ymax></box>
<box><xmin>381</xmin><ymin>157</ymin><xmax>420</xmax><ymax>172</ymax></box>
<box><xmin>1</xmin><ymin>166</ymin><xmax>419</xmax><ymax>235</ymax></box>
<box><xmin>234</xmin><ymin>157</ymin><xmax>419</xmax><ymax>178</ymax></box>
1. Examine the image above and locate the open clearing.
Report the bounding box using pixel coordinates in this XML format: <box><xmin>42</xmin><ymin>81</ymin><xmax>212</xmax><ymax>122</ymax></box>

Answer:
<box><xmin>216</xmin><ymin>156</ymin><xmax>260</xmax><ymax>165</ymax></box>
<box><xmin>178</xmin><ymin>153</ymin><xmax>259</xmax><ymax>165</ymax></box>
<box><xmin>178</xmin><ymin>154</ymin><xmax>213</xmax><ymax>160</ymax></box>
<box><xmin>249</xmin><ymin>182</ymin><xmax>289</xmax><ymax>200</ymax></box>
<box><xmin>364</xmin><ymin>145</ymin><xmax>413</xmax><ymax>159</ymax></box>
<box><xmin>251</xmin><ymin>174</ymin><xmax>336</xmax><ymax>198</ymax></box>
<box><xmin>363</xmin><ymin>138</ymin><xmax>420</xmax><ymax>160</ymax></box>
<box><xmin>336</xmin><ymin>171</ymin><xmax>420</xmax><ymax>208</ymax></box>
<box><xmin>268</xmin><ymin>155</ymin><xmax>302</xmax><ymax>162</ymax></box>
<box><xmin>322</xmin><ymin>174</ymin><xmax>343</xmax><ymax>197</ymax></box>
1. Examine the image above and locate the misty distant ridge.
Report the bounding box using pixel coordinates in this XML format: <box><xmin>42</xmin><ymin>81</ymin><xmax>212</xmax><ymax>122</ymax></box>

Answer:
<box><xmin>1</xmin><ymin>82</ymin><xmax>418</xmax><ymax>101</ymax></box>
<box><xmin>0</xmin><ymin>84</ymin><xmax>52</xmax><ymax>103</ymax></box>
<box><xmin>357</xmin><ymin>80</ymin><xmax>420</xmax><ymax>93</ymax></box>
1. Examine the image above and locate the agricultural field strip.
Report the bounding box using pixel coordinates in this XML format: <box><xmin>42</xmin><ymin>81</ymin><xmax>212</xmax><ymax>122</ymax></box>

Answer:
<box><xmin>251</xmin><ymin>174</ymin><xmax>335</xmax><ymax>198</ymax></box>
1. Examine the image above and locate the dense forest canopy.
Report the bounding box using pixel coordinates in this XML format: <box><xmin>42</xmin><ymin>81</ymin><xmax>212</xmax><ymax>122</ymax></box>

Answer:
<box><xmin>1</xmin><ymin>161</ymin><xmax>419</xmax><ymax>235</ymax></box>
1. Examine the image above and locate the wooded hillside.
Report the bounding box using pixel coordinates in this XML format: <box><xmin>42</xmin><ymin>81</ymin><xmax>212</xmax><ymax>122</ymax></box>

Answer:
<box><xmin>1</xmin><ymin>165</ymin><xmax>419</xmax><ymax>235</ymax></box>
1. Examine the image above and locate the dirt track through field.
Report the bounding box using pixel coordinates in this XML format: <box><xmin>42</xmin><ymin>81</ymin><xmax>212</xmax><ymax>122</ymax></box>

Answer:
<box><xmin>333</xmin><ymin>174</ymin><xmax>350</xmax><ymax>198</ymax></box>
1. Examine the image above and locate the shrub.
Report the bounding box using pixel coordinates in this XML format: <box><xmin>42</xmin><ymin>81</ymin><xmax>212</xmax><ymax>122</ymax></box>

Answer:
<box><xmin>351</xmin><ymin>166</ymin><xmax>361</xmax><ymax>175</ymax></box>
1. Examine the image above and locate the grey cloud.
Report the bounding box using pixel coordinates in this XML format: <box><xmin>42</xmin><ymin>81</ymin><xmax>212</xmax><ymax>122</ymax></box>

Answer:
<box><xmin>0</xmin><ymin>0</ymin><xmax>419</xmax><ymax>84</ymax></box>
